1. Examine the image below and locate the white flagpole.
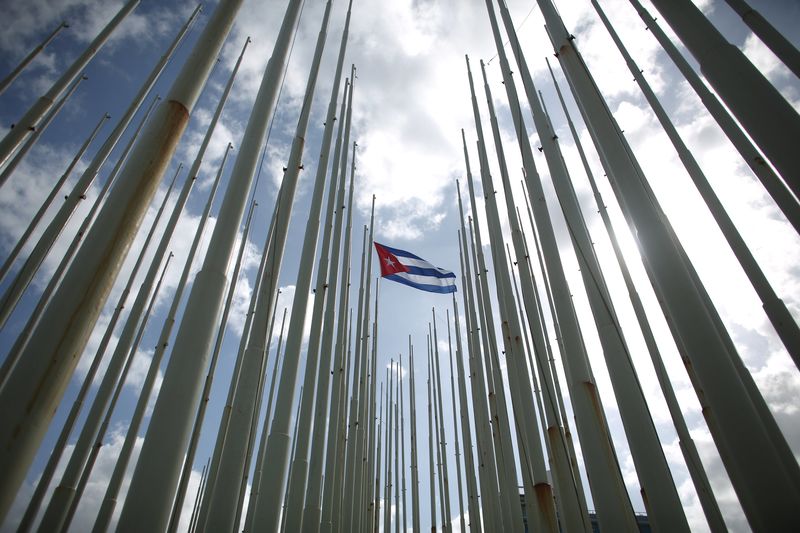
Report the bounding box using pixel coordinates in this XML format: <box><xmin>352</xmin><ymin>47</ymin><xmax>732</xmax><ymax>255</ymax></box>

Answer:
<box><xmin>430</xmin><ymin>315</ymin><xmax>453</xmax><ymax>529</ymax></box>
<box><xmin>455</xmin><ymin>181</ymin><xmax>499</xmax><ymax>532</ymax></box>
<box><xmin>364</xmin><ymin>304</ymin><xmax>380</xmax><ymax>532</ymax></box>
<box><xmin>0</xmin><ymin>110</ymin><xmax>109</xmax><ymax>287</ymax></box>
<box><xmin>394</xmin><ymin>366</ymin><xmax>400</xmax><ymax>533</ymax></box>
<box><xmin>0</xmin><ymin>0</ymin><xmax>140</xmax><ymax>167</ymax></box>
<box><xmin>626</xmin><ymin>0</ymin><xmax>800</xmax><ymax>233</ymax></box>
<box><xmin>62</xmin><ymin>251</ymin><xmax>174</xmax><ymax>531</ymax></box>
<box><xmin>0</xmin><ymin>0</ymin><xmax>232</xmax><ymax>516</ymax></box>
<box><xmin>0</xmin><ymin>2</ymin><xmax>199</xmax><ymax>307</ymax></box>
<box><xmin>545</xmin><ymin>58</ymin><xmax>725</xmax><ymax>533</ymax></box>
<box><xmin>592</xmin><ymin>0</ymin><xmax>800</xmax><ymax>366</ymax></box>
<box><xmin>426</xmin><ymin>349</ymin><xmax>437</xmax><ymax>532</ymax></box>
<box><xmin>722</xmin><ymin>0</ymin><xmax>800</xmax><ymax>78</ymax></box>
<box><xmin>538</xmin><ymin>0</ymin><xmax>800</xmax><ymax>527</ymax></box>
<box><xmin>12</xmin><ymin>161</ymin><xmax>177</xmax><ymax>533</ymax></box>
<box><xmin>450</xmin><ymin>293</ymin><xmax>483</xmax><ymax>533</ymax></box>
<box><xmin>0</xmin><ymin>20</ymin><xmax>68</xmax><ymax>96</ymax></box>
<box><xmin>332</xmin><ymin>305</ymin><xmax>355</xmax><ymax>531</ymax></box>
<box><xmin>647</xmin><ymin>0</ymin><xmax>800</xmax><ymax>196</ymax></box>
<box><xmin>399</xmin><ymin>353</ymin><xmax>409</xmax><ymax>533</ymax></box>
<box><xmin>408</xmin><ymin>341</ymin><xmax>422</xmax><ymax>533</ymax></box>
<box><xmin>373</xmin><ymin>379</ymin><xmax>384</xmax><ymax>533</ymax></box>
<box><xmin>0</xmin><ymin>72</ymin><xmax>86</xmax><ymax>188</ymax></box>
<box><xmin>384</xmin><ymin>360</ymin><xmax>395</xmax><ymax>533</ymax></box>
<box><xmin>429</xmin><ymin>333</ymin><xmax>447</xmax><ymax>531</ymax></box>
<box><xmin>0</xmin><ymin>92</ymin><xmax>160</xmax><ymax>338</ymax></box>
<box><xmin>37</xmin><ymin>164</ymin><xmax>184</xmax><ymax>532</ymax></box>
<box><xmin>187</xmin><ymin>459</ymin><xmax>209</xmax><ymax>533</ymax></box>
<box><xmin>490</xmin><ymin>2</ymin><xmax>688</xmax><ymax>528</ymax></box>
<box><xmin>444</xmin><ymin>310</ymin><xmax>467</xmax><ymax>533</ymax></box>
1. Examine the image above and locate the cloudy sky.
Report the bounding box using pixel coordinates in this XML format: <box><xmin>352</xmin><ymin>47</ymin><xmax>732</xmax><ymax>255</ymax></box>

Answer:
<box><xmin>0</xmin><ymin>0</ymin><xmax>798</xmax><ymax>531</ymax></box>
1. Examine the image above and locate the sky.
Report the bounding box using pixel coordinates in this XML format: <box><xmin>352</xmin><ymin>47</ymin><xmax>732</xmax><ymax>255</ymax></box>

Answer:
<box><xmin>0</xmin><ymin>0</ymin><xmax>799</xmax><ymax>532</ymax></box>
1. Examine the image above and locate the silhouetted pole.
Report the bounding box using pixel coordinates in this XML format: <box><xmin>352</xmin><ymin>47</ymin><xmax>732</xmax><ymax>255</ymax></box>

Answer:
<box><xmin>0</xmin><ymin>0</ymin><xmax>140</xmax><ymax>166</ymax></box>
<box><xmin>0</xmin><ymin>20</ymin><xmax>68</xmax><ymax>96</ymax></box>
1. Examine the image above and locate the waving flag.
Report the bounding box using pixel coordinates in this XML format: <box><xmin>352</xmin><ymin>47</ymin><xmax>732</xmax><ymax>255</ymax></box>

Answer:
<box><xmin>374</xmin><ymin>242</ymin><xmax>457</xmax><ymax>294</ymax></box>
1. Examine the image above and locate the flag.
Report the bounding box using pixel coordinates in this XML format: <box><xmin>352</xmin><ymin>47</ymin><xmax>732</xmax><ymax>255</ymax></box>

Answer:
<box><xmin>374</xmin><ymin>242</ymin><xmax>457</xmax><ymax>294</ymax></box>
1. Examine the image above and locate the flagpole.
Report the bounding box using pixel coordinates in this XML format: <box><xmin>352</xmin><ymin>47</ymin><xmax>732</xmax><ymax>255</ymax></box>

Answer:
<box><xmin>0</xmin><ymin>72</ymin><xmax>86</xmax><ymax>188</ymax></box>
<box><xmin>539</xmin><ymin>0</ymin><xmax>800</xmax><ymax>526</ymax></box>
<box><xmin>364</xmin><ymin>300</ymin><xmax>380</xmax><ymax>532</ymax></box>
<box><xmin>722</xmin><ymin>0</ymin><xmax>800</xmax><ymax>78</ymax></box>
<box><xmin>545</xmin><ymin>59</ymin><xmax>725</xmax><ymax>533</ymax></box>
<box><xmin>408</xmin><ymin>339</ymin><xmax>422</xmax><ymax>533</ymax></box>
<box><xmin>0</xmin><ymin>110</ymin><xmax>109</xmax><ymax>290</ymax></box>
<box><xmin>399</xmin><ymin>352</ymin><xmax>409</xmax><ymax>533</ymax></box>
<box><xmin>0</xmin><ymin>92</ymin><xmax>160</xmax><ymax>339</ymax></box>
<box><xmin>444</xmin><ymin>310</ymin><xmax>467</xmax><ymax>533</ymax></box>
<box><xmin>373</xmin><ymin>378</ymin><xmax>384</xmax><ymax>533</ymax></box>
<box><xmin>429</xmin><ymin>332</ymin><xmax>447</xmax><ymax>531</ymax></box>
<box><xmin>456</xmin><ymin>180</ymin><xmax>499</xmax><ymax>532</ymax></box>
<box><xmin>0</xmin><ymin>0</ymin><xmax>236</xmax><ymax>517</ymax></box>
<box><xmin>310</xmin><ymin>145</ymin><xmax>358</xmax><ymax>532</ymax></box>
<box><xmin>332</xmin><ymin>305</ymin><xmax>355</xmax><ymax>532</ymax></box>
<box><xmin>627</xmin><ymin>0</ymin><xmax>800</xmax><ymax>233</ymax></box>
<box><xmin>384</xmin><ymin>359</ymin><xmax>395</xmax><ymax>533</ymax></box>
<box><xmin>426</xmin><ymin>348</ymin><xmax>437</xmax><ymax>532</ymax></box>
<box><xmin>187</xmin><ymin>459</ymin><xmax>209</xmax><ymax>533</ymax></box>
<box><xmin>394</xmin><ymin>365</ymin><xmax>400</xmax><ymax>533</ymax></box>
<box><xmin>0</xmin><ymin>0</ymin><xmax>140</xmax><ymax>167</ymax></box>
<box><xmin>298</xmin><ymin>10</ymin><xmax>354</xmax><ymax>529</ymax></box>
<box><xmin>430</xmin><ymin>315</ymin><xmax>453</xmax><ymax>529</ymax></box>
<box><xmin>593</xmin><ymin>0</ymin><xmax>800</xmax><ymax>366</ymax></box>
<box><xmin>647</xmin><ymin>0</ymin><xmax>800</xmax><ymax>196</ymax></box>
<box><xmin>12</xmin><ymin>163</ymin><xmax>177</xmax><ymax>533</ymax></box>
<box><xmin>0</xmin><ymin>20</ymin><xmax>68</xmax><ymax>96</ymax></box>
<box><xmin>450</xmin><ymin>294</ymin><xmax>483</xmax><ymax>533</ymax></box>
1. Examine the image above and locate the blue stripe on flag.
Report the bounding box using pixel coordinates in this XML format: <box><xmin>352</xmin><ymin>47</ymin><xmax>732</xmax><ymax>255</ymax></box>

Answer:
<box><xmin>376</xmin><ymin>242</ymin><xmax>424</xmax><ymax>261</ymax></box>
<box><xmin>385</xmin><ymin>274</ymin><xmax>457</xmax><ymax>294</ymax></box>
<box><xmin>404</xmin><ymin>265</ymin><xmax>456</xmax><ymax>279</ymax></box>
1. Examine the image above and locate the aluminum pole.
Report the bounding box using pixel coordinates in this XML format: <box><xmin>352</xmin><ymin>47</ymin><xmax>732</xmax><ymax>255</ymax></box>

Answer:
<box><xmin>538</xmin><ymin>0</ymin><xmax>800</xmax><ymax>527</ymax></box>
<box><xmin>426</xmin><ymin>352</ymin><xmax>437</xmax><ymax>532</ymax></box>
<box><xmin>593</xmin><ymin>0</ymin><xmax>800</xmax><ymax>367</ymax></box>
<box><xmin>647</xmin><ymin>0</ymin><xmax>800</xmax><ymax>197</ymax></box>
<box><xmin>408</xmin><ymin>342</ymin><xmax>422</xmax><ymax>533</ymax></box>
<box><xmin>429</xmin><ymin>336</ymin><xmax>447</xmax><ymax>531</ymax></box>
<box><xmin>0</xmin><ymin>21</ymin><xmax>68</xmax><ymax>96</ymax></box>
<box><xmin>0</xmin><ymin>111</ymin><xmax>109</xmax><ymax>289</ymax></box>
<box><xmin>430</xmin><ymin>316</ymin><xmax>453</xmax><ymax>529</ymax></box>
<box><xmin>627</xmin><ymin>0</ymin><xmax>800</xmax><ymax>234</ymax></box>
<box><xmin>400</xmin><ymin>353</ymin><xmax>409</xmax><ymax>533</ymax></box>
<box><xmin>444</xmin><ymin>311</ymin><xmax>467</xmax><ymax>533</ymax></box>
<box><xmin>723</xmin><ymin>0</ymin><xmax>800</xmax><ymax>79</ymax></box>
<box><xmin>0</xmin><ymin>0</ymin><xmax>140</xmax><ymax>167</ymax></box>
<box><xmin>0</xmin><ymin>0</ymin><xmax>220</xmax><ymax>513</ymax></box>
<box><xmin>546</xmin><ymin>58</ymin><xmax>726</xmax><ymax>533</ymax></box>
<box><xmin>373</xmin><ymin>380</ymin><xmax>384</xmax><ymax>533</ymax></box>
<box><xmin>0</xmin><ymin>73</ymin><xmax>86</xmax><ymax>188</ymax></box>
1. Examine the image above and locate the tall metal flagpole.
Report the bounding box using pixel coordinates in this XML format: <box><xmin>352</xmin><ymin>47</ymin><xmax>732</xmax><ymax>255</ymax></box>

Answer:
<box><xmin>468</xmin><ymin>59</ymin><xmax>555</xmax><ymax>531</ymax></box>
<box><xmin>0</xmin><ymin>111</ymin><xmax>109</xmax><ymax>288</ymax></box>
<box><xmin>0</xmin><ymin>73</ymin><xmax>87</xmax><ymax>188</ymax></box>
<box><xmin>187</xmin><ymin>460</ymin><xmax>209</xmax><ymax>533</ymax></box>
<box><xmin>117</xmin><ymin>1</ymin><xmax>305</xmax><ymax>529</ymax></box>
<box><xmin>332</xmin><ymin>305</ymin><xmax>356</xmax><ymax>532</ymax></box>
<box><xmin>426</xmin><ymin>351</ymin><xmax>437</xmax><ymax>532</ymax></box>
<box><xmin>0</xmin><ymin>92</ymin><xmax>159</xmax><ymax>338</ymax></box>
<box><xmin>626</xmin><ymin>0</ymin><xmax>800</xmax><ymax>234</ymax></box>
<box><xmin>0</xmin><ymin>0</ymin><xmax>225</xmax><ymax>513</ymax></box>
<box><xmin>456</xmin><ymin>181</ymin><xmax>499</xmax><ymax>533</ymax></box>
<box><xmin>0</xmin><ymin>0</ymin><xmax>140</xmax><ymax>167</ymax></box>
<box><xmin>0</xmin><ymin>3</ymin><xmax>199</xmax><ymax>320</ymax></box>
<box><xmin>394</xmin><ymin>362</ymin><xmax>400</xmax><ymax>533</ymax></box>
<box><xmin>490</xmin><ymin>2</ymin><xmax>688</xmax><ymax>529</ymax></box>
<box><xmin>363</xmin><ymin>303</ymin><xmax>380</xmax><ymax>532</ymax></box>
<box><xmin>722</xmin><ymin>0</ymin><xmax>800</xmax><ymax>79</ymax></box>
<box><xmin>408</xmin><ymin>341</ymin><xmax>422</xmax><ymax>533</ymax></box>
<box><xmin>0</xmin><ymin>20</ymin><xmax>68</xmax><ymax>96</ymax></box>
<box><xmin>37</xmin><ymin>164</ymin><xmax>186</xmax><ymax>533</ymax></box>
<box><xmin>281</xmin><ymin>10</ymin><xmax>353</xmax><ymax>521</ymax></box>
<box><xmin>61</xmin><ymin>251</ymin><xmax>174</xmax><ymax>532</ymax></box>
<box><xmin>538</xmin><ymin>0</ymin><xmax>800</xmax><ymax>528</ymax></box>
<box><xmin>429</xmin><ymin>334</ymin><xmax>447</xmax><ymax>531</ymax></box>
<box><xmin>592</xmin><ymin>0</ymin><xmax>800</xmax><ymax>366</ymax></box>
<box><xmin>444</xmin><ymin>310</ymin><xmax>466</xmax><ymax>533</ymax></box>
<box><xmin>12</xmin><ymin>163</ymin><xmax>177</xmax><ymax>533</ymax></box>
<box><xmin>545</xmin><ymin>60</ymin><xmax>725</xmax><ymax>533</ymax></box>
<box><xmin>450</xmin><ymin>295</ymin><xmax>482</xmax><ymax>533</ymax></box>
<box><xmin>399</xmin><ymin>353</ymin><xmax>409</xmax><ymax>533</ymax></box>
<box><xmin>430</xmin><ymin>315</ymin><xmax>453</xmax><ymax>529</ymax></box>
<box><xmin>646</xmin><ymin>0</ymin><xmax>800</xmax><ymax>196</ymax></box>
<box><xmin>385</xmin><ymin>360</ymin><xmax>395</xmax><ymax>533</ymax></box>
<box><xmin>373</xmin><ymin>379</ymin><xmax>384</xmax><ymax>533</ymax></box>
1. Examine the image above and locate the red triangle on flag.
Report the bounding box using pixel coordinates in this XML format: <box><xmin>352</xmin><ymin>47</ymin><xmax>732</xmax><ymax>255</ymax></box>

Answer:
<box><xmin>374</xmin><ymin>243</ymin><xmax>409</xmax><ymax>277</ymax></box>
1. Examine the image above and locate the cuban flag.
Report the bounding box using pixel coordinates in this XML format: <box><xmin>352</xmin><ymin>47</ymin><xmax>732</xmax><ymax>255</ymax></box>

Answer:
<box><xmin>374</xmin><ymin>242</ymin><xmax>457</xmax><ymax>294</ymax></box>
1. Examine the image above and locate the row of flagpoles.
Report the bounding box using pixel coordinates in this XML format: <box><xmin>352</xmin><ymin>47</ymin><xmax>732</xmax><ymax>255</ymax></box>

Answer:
<box><xmin>0</xmin><ymin>0</ymin><xmax>798</xmax><ymax>531</ymax></box>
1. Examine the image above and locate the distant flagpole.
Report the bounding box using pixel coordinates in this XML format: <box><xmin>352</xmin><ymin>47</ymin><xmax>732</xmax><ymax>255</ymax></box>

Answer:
<box><xmin>187</xmin><ymin>459</ymin><xmax>209</xmax><ymax>533</ymax></box>
<box><xmin>0</xmin><ymin>72</ymin><xmax>86</xmax><ymax>188</ymax></box>
<box><xmin>0</xmin><ymin>0</ymin><xmax>140</xmax><ymax>167</ymax></box>
<box><xmin>626</xmin><ymin>0</ymin><xmax>800</xmax><ymax>233</ymax></box>
<box><xmin>0</xmin><ymin>110</ymin><xmax>109</xmax><ymax>289</ymax></box>
<box><xmin>408</xmin><ymin>340</ymin><xmax>422</xmax><ymax>533</ymax></box>
<box><xmin>399</xmin><ymin>353</ymin><xmax>409</xmax><ymax>533</ymax></box>
<box><xmin>426</xmin><ymin>348</ymin><xmax>437</xmax><ymax>532</ymax></box>
<box><xmin>0</xmin><ymin>20</ymin><xmax>68</xmax><ymax>96</ymax></box>
<box><xmin>373</xmin><ymin>379</ymin><xmax>384</xmax><ymax>533</ymax></box>
<box><xmin>430</xmin><ymin>315</ymin><xmax>453</xmax><ymax>529</ymax></box>
<box><xmin>444</xmin><ymin>310</ymin><xmax>467</xmax><ymax>533</ymax></box>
